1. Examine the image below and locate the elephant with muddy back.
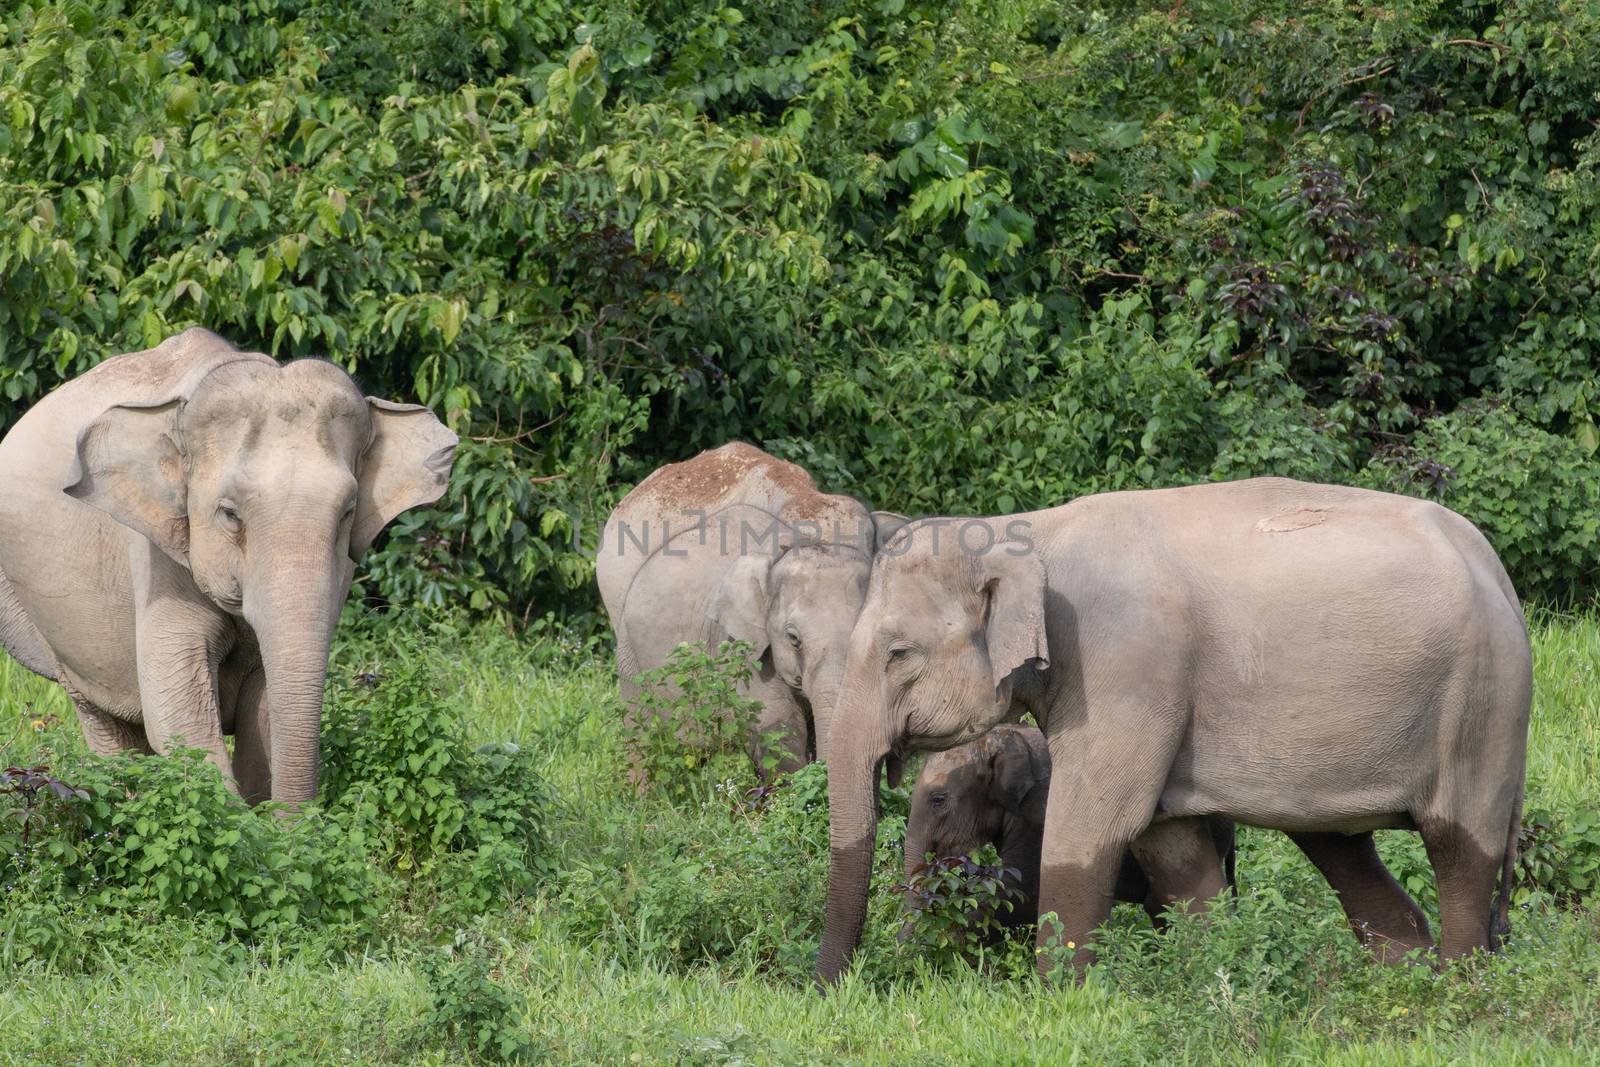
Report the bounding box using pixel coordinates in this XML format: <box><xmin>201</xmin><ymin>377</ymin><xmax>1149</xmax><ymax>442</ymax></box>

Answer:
<box><xmin>596</xmin><ymin>442</ymin><xmax>906</xmax><ymax>772</ymax></box>
<box><xmin>818</xmin><ymin>478</ymin><xmax>1531</xmax><ymax>982</ymax></box>
<box><xmin>904</xmin><ymin>723</ymin><xmax>1236</xmax><ymax>935</ymax></box>
<box><xmin>0</xmin><ymin>328</ymin><xmax>457</xmax><ymax>805</ymax></box>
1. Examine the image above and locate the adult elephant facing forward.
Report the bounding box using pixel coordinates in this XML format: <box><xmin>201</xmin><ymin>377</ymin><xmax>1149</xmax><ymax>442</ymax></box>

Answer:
<box><xmin>597</xmin><ymin>443</ymin><xmax>904</xmax><ymax>770</ymax></box>
<box><xmin>0</xmin><ymin>328</ymin><xmax>457</xmax><ymax>805</ymax></box>
<box><xmin>817</xmin><ymin>478</ymin><xmax>1530</xmax><ymax>982</ymax></box>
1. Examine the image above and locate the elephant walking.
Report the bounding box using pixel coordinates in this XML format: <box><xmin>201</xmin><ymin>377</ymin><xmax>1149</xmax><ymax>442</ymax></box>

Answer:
<box><xmin>596</xmin><ymin>443</ymin><xmax>904</xmax><ymax>772</ymax></box>
<box><xmin>904</xmin><ymin>723</ymin><xmax>1237</xmax><ymax>933</ymax></box>
<box><xmin>817</xmin><ymin>478</ymin><xmax>1530</xmax><ymax>982</ymax></box>
<box><xmin>0</xmin><ymin>328</ymin><xmax>456</xmax><ymax>804</ymax></box>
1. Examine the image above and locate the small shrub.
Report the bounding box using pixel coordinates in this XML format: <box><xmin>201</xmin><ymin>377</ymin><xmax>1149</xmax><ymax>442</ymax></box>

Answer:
<box><xmin>551</xmin><ymin>758</ymin><xmax>915</xmax><ymax>982</ymax></box>
<box><xmin>76</xmin><ymin>750</ymin><xmax>385</xmax><ymax>939</ymax></box>
<box><xmin>1089</xmin><ymin>889</ymin><xmax>1367</xmax><ymax>1050</ymax></box>
<box><xmin>321</xmin><ymin>651</ymin><xmax>553</xmax><ymax>918</ymax></box>
<box><xmin>0</xmin><ymin>763</ymin><xmax>88</xmax><ymax>865</ymax></box>
<box><xmin>420</xmin><ymin>933</ymin><xmax>539</xmax><ymax>1064</ymax></box>
<box><xmin>624</xmin><ymin>640</ymin><xmax>789</xmax><ymax>804</ymax></box>
<box><xmin>896</xmin><ymin>845</ymin><xmax>1025</xmax><ymax>973</ymax></box>
<box><xmin>1</xmin><ymin>745</ymin><xmax>386</xmax><ymax>961</ymax></box>
<box><xmin>1517</xmin><ymin>802</ymin><xmax>1600</xmax><ymax>906</ymax></box>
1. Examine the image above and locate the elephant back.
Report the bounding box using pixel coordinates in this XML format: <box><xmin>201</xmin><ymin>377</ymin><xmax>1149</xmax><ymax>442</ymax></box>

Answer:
<box><xmin>596</xmin><ymin>442</ymin><xmax>871</xmax><ymax>621</ymax></box>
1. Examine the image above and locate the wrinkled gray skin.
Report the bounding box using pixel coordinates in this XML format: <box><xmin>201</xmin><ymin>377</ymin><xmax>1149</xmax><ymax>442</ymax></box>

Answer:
<box><xmin>818</xmin><ymin>479</ymin><xmax>1531</xmax><ymax>982</ymax></box>
<box><xmin>0</xmin><ymin>328</ymin><xmax>457</xmax><ymax>805</ymax></box>
<box><xmin>903</xmin><ymin>723</ymin><xmax>1237</xmax><ymax>936</ymax></box>
<box><xmin>596</xmin><ymin>442</ymin><xmax>905</xmax><ymax>771</ymax></box>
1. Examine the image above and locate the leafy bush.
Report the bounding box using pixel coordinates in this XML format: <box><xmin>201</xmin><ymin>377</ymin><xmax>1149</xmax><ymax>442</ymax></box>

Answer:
<box><xmin>1089</xmin><ymin>891</ymin><xmax>1372</xmax><ymax>1051</ymax></box>
<box><xmin>420</xmin><ymin>933</ymin><xmax>540</xmax><ymax>1064</ymax></box>
<box><xmin>896</xmin><ymin>845</ymin><xmax>1025</xmax><ymax>973</ymax></box>
<box><xmin>1208</xmin><ymin>389</ymin><xmax>1360</xmax><ymax>484</ymax></box>
<box><xmin>622</xmin><ymin>640</ymin><xmax>788</xmax><ymax>804</ymax></box>
<box><xmin>0</xmin><ymin>763</ymin><xmax>87</xmax><ymax>864</ymax></box>
<box><xmin>1</xmin><ymin>746</ymin><xmax>384</xmax><ymax>963</ymax></box>
<box><xmin>8</xmin><ymin>1</ymin><xmax>1600</xmax><ymax>615</ymax></box>
<box><xmin>1517</xmin><ymin>802</ymin><xmax>1600</xmax><ymax>906</ymax></box>
<box><xmin>552</xmin><ymin>758</ymin><xmax>913</xmax><ymax>980</ymax></box>
<box><xmin>320</xmin><ymin>644</ymin><xmax>553</xmax><ymax>924</ymax></box>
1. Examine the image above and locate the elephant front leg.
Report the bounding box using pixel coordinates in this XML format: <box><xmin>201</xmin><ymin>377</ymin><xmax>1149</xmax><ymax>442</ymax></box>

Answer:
<box><xmin>71</xmin><ymin>696</ymin><xmax>154</xmax><ymax>755</ymax></box>
<box><xmin>1035</xmin><ymin>702</ymin><xmax>1184</xmax><ymax>979</ymax></box>
<box><xmin>57</xmin><ymin>670</ymin><xmax>152</xmax><ymax>754</ymax></box>
<box><xmin>230</xmin><ymin>668</ymin><xmax>271</xmax><ymax>804</ymax></box>
<box><xmin>133</xmin><ymin>604</ymin><xmax>236</xmax><ymax>790</ymax></box>
<box><xmin>1035</xmin><ymin>780</ymin><xmax>1169</xmax><ymax>977</ymax></box>
<box><xmin>1035</xmin><ymin>825</ymin><xmax>1135</xmax><ymax>978</ymax></box>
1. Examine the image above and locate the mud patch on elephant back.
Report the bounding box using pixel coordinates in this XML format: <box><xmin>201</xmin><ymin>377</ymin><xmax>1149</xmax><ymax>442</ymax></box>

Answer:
<box><xmin>1255</xmin><ymin>506</ymin><xmax>1330</xmax><ymax>533</ymax></box>
<box><xmin>637</xmin><ymin>442</ymin><xmax>811</xmax><ymax>509</ymax></box>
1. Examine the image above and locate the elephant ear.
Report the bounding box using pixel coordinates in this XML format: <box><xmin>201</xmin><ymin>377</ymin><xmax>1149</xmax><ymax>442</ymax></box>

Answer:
<box><xmin>351</xmin><ymin>398</ymin><xmax>459</xmax><ymax>558</ymax></box>
<box><xmin>871</xmin><ymin>510</ymin><xmax>911</xmax><ymax>551</ymax></box>
<box><xmin>706</xmin><ymin>552</ymin><xmax>775</xmax><ymax>660</ymax></box>
<box><xmin>988</xmin><ymin>728</ymin><xmax>1045</xmax><ymax>820</ymax></box>
<box><xmin>977</xmin><ymin>544</ymin><xmax>1050</xmax><ymax>695</ymax></box>
<box><xmin>65</xmin><ymin>399</ymin><xmax>191</xmax><ymax>567</ymax></box>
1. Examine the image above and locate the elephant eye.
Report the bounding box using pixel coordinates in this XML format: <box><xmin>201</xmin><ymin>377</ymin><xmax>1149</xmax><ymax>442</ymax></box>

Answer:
<box><xmin>216</xmin><ymin>500</ymin><xmax>242</xmax><ymax>532</ymax></box>
<box><xmin>929</xmin><ymin>793</ymin><xmax>947</xmax><ymax>809</ymax></box>
<box><xmin>888</xmin><ymin>644</ymin><xmax>912</xmax><ymax>662</ymax></box>
<box><xmin>786</xmin><ymin>627</ymin><xmax>802</xmax><ymax>649</ymax></box>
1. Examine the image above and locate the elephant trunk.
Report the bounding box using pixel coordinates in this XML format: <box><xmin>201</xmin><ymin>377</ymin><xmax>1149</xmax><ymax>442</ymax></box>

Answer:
<box><xmin>897</xmin><ymin>819</ymin><xmax>933</xmax><ymax>941</ymax></box>
<box><xmin>815</xmin><ymin>672</ymin><xmax>895</xmax><ymax>985</ymax></box>
<box><xmin>244</xmin><ymin>524</ymin><xmax>347</xmax><ymax>806</ymax></box>
<box><xmin>805</xmin><ymin>657</ymin><xmax>847</xmax><ymax>765</ymax></box>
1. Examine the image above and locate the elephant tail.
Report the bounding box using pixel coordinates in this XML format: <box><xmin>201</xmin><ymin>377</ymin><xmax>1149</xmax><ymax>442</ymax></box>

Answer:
<box><xmin>1490</xmin><ymin>771</ymin><xmax>1524</xmax><ymax>949</ymax></box>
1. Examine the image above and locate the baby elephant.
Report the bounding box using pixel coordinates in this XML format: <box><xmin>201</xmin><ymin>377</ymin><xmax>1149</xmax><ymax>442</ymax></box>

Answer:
<box><xmin>903</xmin><ymin>724</ymin><xmax>1237</xmax><ymax>931</ymax></box>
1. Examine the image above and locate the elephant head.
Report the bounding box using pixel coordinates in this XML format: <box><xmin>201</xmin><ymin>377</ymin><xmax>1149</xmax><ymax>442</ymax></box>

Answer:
<box><xmin>707</xmin><ymin>511</ymin><xmax>909</xmax><ymax>764</ymax></box>
<box><xmin>65</xmin><ymin>356</ymin><xmax>456</xmax><ymax>803</ymax></box>
<box><xmin>901</xmin><ymin>723</ymin><xmax>1050</xmax><ymax>925</ymax></box>
<box><xmin>817</xmin><ymin>522</ymin><xmax>1049</xmax><ymax>981</ymax></box>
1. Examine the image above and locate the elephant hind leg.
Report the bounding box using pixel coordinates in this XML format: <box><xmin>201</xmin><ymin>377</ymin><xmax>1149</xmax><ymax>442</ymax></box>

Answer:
<box><xmin>1291</xmin><ymin>830</ymin><xmax>1431</xmax><ymax>962</ymax></box>
<box><xmin>1419</xmin><ymin>819</ymin><xmax>1501</xmax><ymax>961</ymax></box>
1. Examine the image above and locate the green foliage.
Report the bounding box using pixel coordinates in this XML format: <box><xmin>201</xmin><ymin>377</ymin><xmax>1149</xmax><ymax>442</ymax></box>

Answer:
<box><xmin>895</xmin><ymin>845</ymin><xmax>1026</xmax><ymax>975</ymax></box>
<box><xmin>1087</xmin><ymin>889</ymin><xmax>1417</xmax><ymax>1051</ymax></box>
<box><xmin>622</xmin><ymin>639</ymin><xmax>787</xmax><ymax>802</ymax></box>
<box><xmin>5</xmin><ymin>0</ymin><xmax>1600</xmax><ymax>615</ymax></box>
<box><xmin>419</xmin><ymin>934</ymin><xmax>540</xmax><ymax>1064</ymax></box>
<box><xmin>1517</xmin><ymin>802</ymin><xmax>1600</xmax><ymax>906</ymax></box>
<box><xmin>553</xmin><ymin>758</ymin><xmax>913</xmax><ymax>979</ymax></box>
<box><xmin>75</xmin><ymin>750</ymin><xmax>382</xmax><ymax>937</ymax></box>
<box><xmin>321</xmin><ymin>634</ymin><xmax>553</xmax><ymax>924</ymax></box>
<box><xmin>1</xmin><ymin>746</ymin><xmax>384</xmax><ymax>965</ymax></box>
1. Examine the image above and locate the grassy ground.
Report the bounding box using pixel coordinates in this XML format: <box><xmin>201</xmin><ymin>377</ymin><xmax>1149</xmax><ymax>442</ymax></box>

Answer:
<box><xmin>1</xmin><ymin>614</ymin><xmax>1597</xmax><ymax>1066</ymax></box>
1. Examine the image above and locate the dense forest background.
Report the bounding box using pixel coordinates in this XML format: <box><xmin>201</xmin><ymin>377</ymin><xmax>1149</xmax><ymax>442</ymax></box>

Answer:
<box><xmin>4</xmin><ymin>0</ymin><xmax>1600</xmax><ymax>619</ymax></box>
